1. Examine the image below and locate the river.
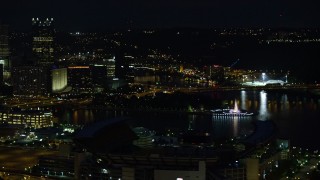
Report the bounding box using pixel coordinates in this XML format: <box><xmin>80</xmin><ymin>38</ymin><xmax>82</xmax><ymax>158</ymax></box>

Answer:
<box><xmin>53</xmin><ymin>89</ymin><xmax>320</xmax><ymax>150</ymax></box>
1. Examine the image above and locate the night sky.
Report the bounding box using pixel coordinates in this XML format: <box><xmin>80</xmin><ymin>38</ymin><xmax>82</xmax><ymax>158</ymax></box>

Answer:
<box><xmin>1</xmin><ymin>0</ymin><xmax>320</xmax><ymax>31</ymax></box>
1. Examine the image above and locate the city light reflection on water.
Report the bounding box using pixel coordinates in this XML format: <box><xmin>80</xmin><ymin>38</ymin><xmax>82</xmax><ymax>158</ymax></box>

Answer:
<box><xmin>240</xmin><ymin>90</ymin><xmax>246</xmax><ymax>110</ymax></box>
<box><xmin>210</xmin><ymin>89</ymin><xmax>320</xmax><ymax>145</ymax></box>
<box><xmin>233</xmin><ymin>116</ymin><xmax>239</xmax><ymax>137</ymax></box>
<box><xmin>257</xmin><ymin>90</ymin><xmax>268</xmax><ymax>121</ymax></box>
<box><xmin>55</xmin><ymin>89</ymin><xmax>320</xmax><ymax>148</ymax></box>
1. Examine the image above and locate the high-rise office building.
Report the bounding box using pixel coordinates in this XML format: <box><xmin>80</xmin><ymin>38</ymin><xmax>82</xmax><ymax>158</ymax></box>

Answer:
<box><xmin>51</xmin><ymin>66</ymin><xmax>94</xmax><ymax>94</ymax></box>
<box><xmin>67</xmin><ymin>66</ymin><xmax>92</xmax><ymax>94</ymax></box>
<box><xmin>52</xmin><ymin>68</ymin><xmax>68</xmax><ymax>93</ymax></box>
<box><xmin>115</xmin><ymin>53</ymin><xmax>129</xmax><ymax>79</ymax></box>
<box><xmin>12</xmin><ymin>66</ymin><xmax>48</xmax><ymax>95</ymax></box>
<box><xmin>0</xmin><ymin>23</ymin><xmax>10</xmax><ymax>81</ymax></box>
<box><xmin>90</xmin><ymin>57</ymin><xmax>116</xmax><ymax>92</ymax></box>
<box><xmin>92</xmin><ymin>57</ymin><xmax>116</xmax><ymax>80</ymax></box>
<box><xmin>32</xmin><ymin>18</ymin><xmax>55</xmax><ymax>67</ymax></box>
<box><xmin>32</xmin><ymin>18</ymin><xmax>55</xmax><ymax>94</ymax></box>
<box><xmin>105</xmin><ymin>57</ymin><xmax>116</xmax><ymax>79</ymax></box>
<box><xmin>91</xmin><ymin>64</ymin><xmax>107</xmax><ymax>93</ymax></box>
<box><xmin>0</xmin><ymin>64</ymin><xmax>3</xmax><ymax>85</ymax></box>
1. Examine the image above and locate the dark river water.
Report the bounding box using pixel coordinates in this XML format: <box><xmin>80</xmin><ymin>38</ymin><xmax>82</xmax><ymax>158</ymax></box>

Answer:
<box><xmin>53</xmin><ymin>89</ymin><xmax>320</xmax><ymax>150</ymax></box>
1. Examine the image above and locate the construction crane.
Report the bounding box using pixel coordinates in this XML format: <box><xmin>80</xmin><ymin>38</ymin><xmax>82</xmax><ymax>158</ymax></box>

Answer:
<box><xmin>230</xmin><ymin>59</ymin><xmax>240</xmax><ymax>68</ymax></box>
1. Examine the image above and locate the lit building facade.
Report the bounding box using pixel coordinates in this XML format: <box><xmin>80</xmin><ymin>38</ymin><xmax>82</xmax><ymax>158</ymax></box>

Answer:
<box><xmin>12</xmin><ymin>66</ymin><xmax>48</xmax><ymax>95</ymax></box>
<box><xmin>52</xmin><ymin>66</ymin><xmax>96</xmax><ymax>94</ymax></box>
<box><xmin>0</xmin><ymin>23</ymin><xmax>10</xmax><ymax>81</ymax></box>
<box><xmin>32</xmin><ymin>18</ymin><xmax>54</xmax><ymax>67</ymax></box>
<box><xmin>105</xmin><ymin>57</ymin><xmax>116</xmax><ymax>79</ymax></box>
<box><xmin>52</xmin><ymin>68</ymin><xmax>68</xmax><ymax>93</ymax></box>
<box><xmin>0</xmin><ymin>110</ymin><xmax>53</xmax><ymax>128</ymax></box>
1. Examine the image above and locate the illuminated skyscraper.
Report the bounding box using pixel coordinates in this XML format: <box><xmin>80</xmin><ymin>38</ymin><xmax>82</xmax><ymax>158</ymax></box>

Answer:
<box><xmin>105</xmin><ymin>57</ymin><xmax>116</xmax><ymax>79</ymax></box>
<box><xmin>31</xmin><ymin>18</ymin><xmax>55</xmax><ymax>94</ymax></box>
<box><xmin>52</xmin><ymin>68</ymin><xmax>68</xmax><ymax>93</ymax></box>
<box><xmin>0</xmin><ymin>23</ymin><xmax>10</xmax><ymax>81</ymax></box>
<box><xmin>32</xmin><ymin>18</ymin><xmax>55</xmax><ymax>67</ymax></box>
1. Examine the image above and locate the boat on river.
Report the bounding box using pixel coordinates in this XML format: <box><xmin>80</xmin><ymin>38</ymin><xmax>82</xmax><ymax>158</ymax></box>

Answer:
<box><xmin>211</xmin><ymin>100</ymin><xmax>254</xmax><ymax>117</ymax></box>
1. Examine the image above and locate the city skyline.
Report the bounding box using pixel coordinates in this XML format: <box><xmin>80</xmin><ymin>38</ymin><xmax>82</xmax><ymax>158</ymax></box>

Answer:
<box><xmin>1</xmin><ymin>0</ymin><xmax>320</xmax><ymax>32</ymax></box>
<box><xmin>1</xmin><ymin>1</ymin><xmax>320</xmax><ymax>179</ymax></box>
